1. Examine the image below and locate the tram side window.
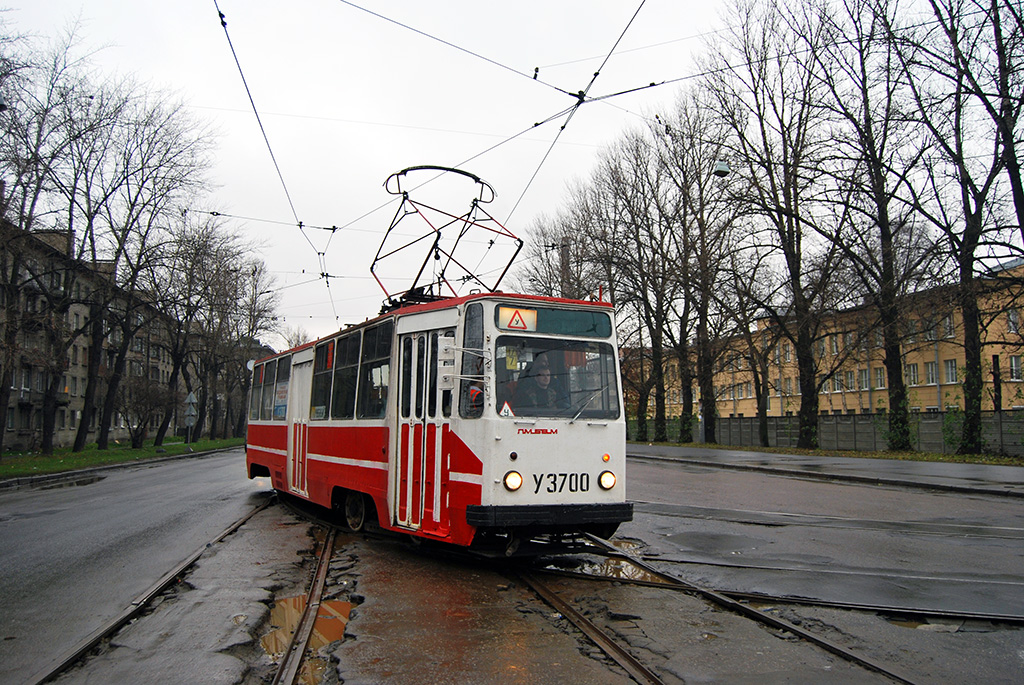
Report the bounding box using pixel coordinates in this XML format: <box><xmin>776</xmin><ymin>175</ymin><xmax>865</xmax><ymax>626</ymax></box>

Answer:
<box><xmin>260</xmin><ymin>359</ymin><xmax>277</xmax><ymax>421</ymax></box>
<box><xmin>310</xmin><ymin>340</ymin><xmax>334</xmax><ymax>420</ymax></box>
<box><xmin>460</xmin><ymin>303</ymin><xmax>484</xmax><ymax>418</ymax></box>
<box><xmin>331</xmin><ymin>333</ymin><xmax>360</xmax><ymax>419</ymax></box>
<box><xmin>440</xmin><ymin>331</ymin><xmax>454</xmax><ymax>418</ymax></box>
<box><xmin>428</xmin><ymin>332</ymin><xmax>439</xmax><ymax>418</ymax></box>
<box><xmin>249</xmin><ymin>363</ymin><xmax>264</xmax><ymax>420</ymax></box>
<box><xmin>358</xmin><ymin>320</ymin><xmax>393</xmax><ymax>419</ymax></box>
<box><xmin>400</xmin><ymin>337</ymin><xmax>413</xmax><ymax>419</ymax></box>
<box><xmin>273</xmin><ymin>356</ymin><xmax>291</xmax><ymax>420</ymax></box>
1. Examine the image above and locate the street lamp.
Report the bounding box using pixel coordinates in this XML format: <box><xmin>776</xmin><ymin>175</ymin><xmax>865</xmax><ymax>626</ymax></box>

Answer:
<box><xmin>713</xmin><ymin>160</ymin><xmax>731</xmax><ymax>177</ymax></box>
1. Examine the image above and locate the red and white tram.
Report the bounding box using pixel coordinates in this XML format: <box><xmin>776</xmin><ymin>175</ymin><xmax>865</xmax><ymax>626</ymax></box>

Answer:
<box><xmin>245</xmin><ymin>292</ymin><xmax>632</xmax><ymax>552</ymax></box>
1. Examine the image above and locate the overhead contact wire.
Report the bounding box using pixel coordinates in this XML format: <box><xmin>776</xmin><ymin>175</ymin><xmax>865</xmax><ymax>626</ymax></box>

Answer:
<box><xmin>335</xmin><ymin>0</ymin><xmax>577</xmax><ymax>98</ymax></box>
<box><xmin>213</xmin><ymin>1</ymin><xmax>341</xmax><ymax>324</ymax></box>
<box><xmin>506</xmin><ymin>0</ymin><xmax>648</xmax><ymax>223</ymax></box>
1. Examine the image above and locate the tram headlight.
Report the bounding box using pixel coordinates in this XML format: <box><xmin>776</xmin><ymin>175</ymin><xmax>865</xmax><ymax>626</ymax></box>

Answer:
<box><xmin>503</xmin><ymin>470</ymin><xmax>524</xmax><ymax>492</ymax></box>
<box><xmin>598</xmin><ymin>470</ymin><xmax>617</xmax><ymax>490</ymax></box>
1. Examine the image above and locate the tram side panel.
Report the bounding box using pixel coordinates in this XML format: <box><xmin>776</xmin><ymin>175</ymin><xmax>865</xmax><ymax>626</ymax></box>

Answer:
<box><xmin>441</xmin><ymin>423</ymin><xmax>484</xmax><ymax>546</ymax></box>
<box><xmin>246</xmin><ymin>422</ymin><xmax>289</xmax><ymax>488</ymax></box>
<box><xmin>304</xmin><ymin>424</ymin><xmax>390</xmax><ymax>521</ymax></box>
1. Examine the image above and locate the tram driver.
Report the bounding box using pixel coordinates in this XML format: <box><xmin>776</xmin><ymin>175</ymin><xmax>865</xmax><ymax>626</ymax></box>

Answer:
<box><xmin>513</xmin><ymin>356</ymin><xmax>569</xmax><ymax>411</ymax></box>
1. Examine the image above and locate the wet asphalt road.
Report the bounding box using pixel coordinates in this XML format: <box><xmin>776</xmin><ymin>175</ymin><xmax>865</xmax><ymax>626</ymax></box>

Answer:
<box><xmin>0</xmin><ymin>450</ymin><xmax>265</xmax><ymax>682</ymax></box>
<box><xmin>2</xmin><ymin>446</ymin><xmax>1023</xmax><ymax>683</ymax></box>
<box><xmin>624</xmin><ymin>453</ymin><xmax>1024</xmax><ymax>617</ymax></box>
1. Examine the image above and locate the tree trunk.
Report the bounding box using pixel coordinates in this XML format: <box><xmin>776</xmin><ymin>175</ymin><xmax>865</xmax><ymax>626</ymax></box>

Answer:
<box><xmin>98</xmin><ymin>344</ymin><xmax>129</xmax><ymax>450</ymax></box>
<box><xmin>40</xmin><ymin>373</ymin><xmax>60</xmax><ymax>455</ymax></box>
<box><xmin>795</xmin><ymin>325</ymin><xmax>819</xmax><ymax>449</ymax></box>
<box><xmin>74</xmin><ymin>307</ymin><xmax>105</xmax><ymax>452</ymax></box>
<box><xmin>651</xmin><ymin>338</ymin><xmax>667</xmax><ymax>442</ymax></box>
<box><xmin>959</xmin><ymin>279</ymin><xmax>983</xmax><ymax>453</ymax></box>
<box><xmin>697</xmin><ymin>327</ymin><xmax>716</xmax><ymax>444</ymax></box>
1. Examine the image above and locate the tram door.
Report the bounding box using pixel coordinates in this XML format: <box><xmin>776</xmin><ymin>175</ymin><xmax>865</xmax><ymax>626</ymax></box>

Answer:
<box><xmin>286</xmin><ymin>356</ymin><xmax>313</xmax><ymax>497</ymax></box>
<box><xmin>395</xmin><ymin>328</ymin><xmax>454</xmax><ymax>534</ymax></box>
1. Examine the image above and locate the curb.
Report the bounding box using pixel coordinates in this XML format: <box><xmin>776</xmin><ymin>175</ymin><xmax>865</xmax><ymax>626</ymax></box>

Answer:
<box><xmin>627</xmin><ymin>453</ymin><xmax>1024</xmax><ymax>499</ymax></box>
<box><xmin>0</xmin><ymin>446</ymin><xmax>243</xmax><ymax>492</ymax></box>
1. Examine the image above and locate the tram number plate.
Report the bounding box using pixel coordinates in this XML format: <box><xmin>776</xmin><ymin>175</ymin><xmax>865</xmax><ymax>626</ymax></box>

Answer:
<box><xmin>533</xmin><ymin>472</ymin><xmax>590</xmax><ymax>494</ymax></box>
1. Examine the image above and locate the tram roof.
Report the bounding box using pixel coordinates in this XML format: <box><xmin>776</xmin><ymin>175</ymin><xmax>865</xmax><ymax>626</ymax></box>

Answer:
<box><xmin>255</xmin><ymin>291</ymin><xmax>612</xmax><ymax>363</ymax></box>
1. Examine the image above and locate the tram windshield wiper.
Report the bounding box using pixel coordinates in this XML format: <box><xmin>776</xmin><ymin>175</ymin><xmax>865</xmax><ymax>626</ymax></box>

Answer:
<box><xmin>568</xmin><ymin>383</ymin><xmax>612</xmax><ymax>423</ymax></box>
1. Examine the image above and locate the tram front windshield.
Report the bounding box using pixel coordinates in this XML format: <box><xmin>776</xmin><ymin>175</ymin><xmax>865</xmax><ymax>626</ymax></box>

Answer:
<box><xmin>493</xmin><ymin>336</ymin><xmax>620</xmax><ymax>419</ymax></box>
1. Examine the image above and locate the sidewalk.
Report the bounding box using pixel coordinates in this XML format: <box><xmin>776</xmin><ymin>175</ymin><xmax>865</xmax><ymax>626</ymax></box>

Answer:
<box><xmin>628</xmin><ymin>443</ymin><xmax>1024</xmax><ymax>498</ymax></box>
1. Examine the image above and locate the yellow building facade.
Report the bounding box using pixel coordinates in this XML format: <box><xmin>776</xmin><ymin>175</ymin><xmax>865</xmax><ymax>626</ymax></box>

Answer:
<box><xmin>701</xmin><ymin>283</ymin><xmax>1024</xmax><ymax>420</ymax></box>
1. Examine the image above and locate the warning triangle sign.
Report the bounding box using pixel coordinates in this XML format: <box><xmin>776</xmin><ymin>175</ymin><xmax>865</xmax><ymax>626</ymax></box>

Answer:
<box><xmin>507</xmin><ymin>310</ymin><xmax>528</xmax><ymax>330</ymax></box>
<box><xmin>499</xmin><ymin>402</ymin><xmax>516</xmax><ymax>417</ymax></box>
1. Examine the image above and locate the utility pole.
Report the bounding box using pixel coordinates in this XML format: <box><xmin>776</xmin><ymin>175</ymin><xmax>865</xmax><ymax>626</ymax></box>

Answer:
<box><xmin>560</xmin><ymin>241</ymin><xmax>570</xmax><ymax>299</ymax></box>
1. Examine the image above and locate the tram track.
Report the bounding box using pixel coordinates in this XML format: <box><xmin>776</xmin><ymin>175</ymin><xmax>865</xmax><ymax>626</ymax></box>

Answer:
<box><xmin>270</xmin><ymin>527</ymin><xmax>337</xmax><ymax>685</ymax></box>
<box><xmin>25</xmin><ymin>497</ymin><xmax>275</xmax><ymax>685</ymax></box>
<box><xmin>536</xmin><ymin>550</ymin><xmax>1024</xmax><ymax>626</ymax></box>
<box><xmin>518</xmin><ymin>534</ymin><xmax>925</xmax><ymax>685</ymax></box>
<box><xmin>275</xmin><ymin>498</ymin><xmax>1024</xmax><ymax>684</ymax></box>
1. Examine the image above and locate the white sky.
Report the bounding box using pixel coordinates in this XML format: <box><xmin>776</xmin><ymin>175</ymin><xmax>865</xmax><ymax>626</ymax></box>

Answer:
<box><xmin>8</xmin><ymin>1</ymin><xmax>724</xmax><ymax>346</ymax></box>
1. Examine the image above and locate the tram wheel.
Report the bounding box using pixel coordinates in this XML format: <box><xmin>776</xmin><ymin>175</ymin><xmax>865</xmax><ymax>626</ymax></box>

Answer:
<box><xmin>345</xmin><ymin>491</ymin><xmax>366</xmax><ymax>532</ymax></box>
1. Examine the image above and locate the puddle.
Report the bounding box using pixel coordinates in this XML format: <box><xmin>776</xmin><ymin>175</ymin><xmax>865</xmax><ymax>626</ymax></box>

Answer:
<box><xmin>884</xmin><ymin>615</ymin><xmax>963</xmax><ymax>632</ymax></box>
<box><xmin>578</xmin><ymin>556</ymin><xmax>673</xmax><ymax>584</ymax></box>
<box><xmin>261</xmin><ymin>595</ymin><xmax>353</xmax><ymax>683</ymax></box>
<box><xmin>38</xmin><ymin>476</ymin><xmax>105</xmax><ymax>490</ymax></box>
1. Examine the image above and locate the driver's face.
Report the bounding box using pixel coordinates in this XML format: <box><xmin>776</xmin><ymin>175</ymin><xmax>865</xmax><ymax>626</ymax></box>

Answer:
<box><xmin>536</xmin><ymin>368</ymin><xmax>550</xmax><ymax>388</ymax></box>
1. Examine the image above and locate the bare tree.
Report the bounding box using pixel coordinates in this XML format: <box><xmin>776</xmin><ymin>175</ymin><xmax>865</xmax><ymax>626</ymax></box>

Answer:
<box><xmin>890</xmin><ymin>0</ymin><xmax>1017</xmax><ymax>452</ymax></box>
<box><xmin>587</xmin><ymin>130</ymin><xmax>684</xmax><ymax>442</ymax></box>
<box><xmin>704</xmin><ymin>0</ymin><xmax>841</xmax><ymax>449</ymax></box>
<box><xmin>115</xmin><ymin>370</ymin><xmax>175</xmax><ymax>448</ymax></box>
<box><xmin>282</xmin><ymin>325</ymin><xmax>311</xmax><ymax>350</ymax></box>
<box><xmin>655</xmin><ymin>88</ymin><xmax>742</xmax><ymax>444</ymax></box>
<box><xmin>800</xmin><ymin>0</ymin><xmax>943</xmax><ymax>449</ymax></box>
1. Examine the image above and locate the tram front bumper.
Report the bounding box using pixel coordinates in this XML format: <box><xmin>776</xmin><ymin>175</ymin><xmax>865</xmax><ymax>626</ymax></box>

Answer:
<box><xmin>465</xmin><ymin>502</ymin><xmax>633</xmax><ymax>528</ymax></box>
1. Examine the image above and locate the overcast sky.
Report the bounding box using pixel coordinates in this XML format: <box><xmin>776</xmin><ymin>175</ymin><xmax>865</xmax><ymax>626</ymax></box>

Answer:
<box><xmin>8</xmin><ymin>1</ymin><xmax>725</xmax><ymax>346</ymax></box>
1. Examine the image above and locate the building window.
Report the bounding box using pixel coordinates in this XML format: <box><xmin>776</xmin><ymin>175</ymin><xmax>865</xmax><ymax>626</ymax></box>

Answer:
<box><xmin>784</xmin><ymin>343</ymin><xmax>791</xmax><ymax>363</ymax></box>
<box><xmin>944</xmin><ymin>359</ymin><xmax>958</xmax><ymax>384</ymax></box>
<box><xmin>1009</xmin><ymin>309</ymin><xmax>1020</xmax><ymax>334</ymax></box>
<box><xmin>1010</xmin><ymin>356</ymin><xmax>1022</xmax><ymax>381</ymax></box>
<box><xmin>858</xmin><ymin>368</ymin><xmax>869</xmax><ymax>390</ymax></box>
<box><xmin>942</xmin><ymin>315</ymin><xmax>954</xmax><ymax>338</ymax></box>
<box><xmin>925</xmin><ymin>361</ymin><xmax>938</xmax><ymax>384</ymax></box>
<box><xmin>830</xmin><ymin>335</ymin><xmax>839</xmax><ymax>355</ymax></box>
<box><xmin>783</xmin><ymin>377</ymin><xmax>792</xmax><ymax>395</ymax></box>
<box><xmin>875</xmin><ymin>367</ymin><xmax>886</xmax><ymax>389</ymax></box>
<box><xmin>845</xmin><ymin>370</ymin><xmax>855</xmax><ymax>391</ymax></box>
<box><xmin>905</xmin><ymin>363</ymin><xmax>919</xmax><ymax>386</ymax></box>
<box><xmin>907</xmin><ymin>319</ymin><xmax>917</xmax><ymax>343</ymax></box>
<box><xmin>832</xmin><ymin>375</ymin><xmax>842</xmax><ymax>392</ymax></box>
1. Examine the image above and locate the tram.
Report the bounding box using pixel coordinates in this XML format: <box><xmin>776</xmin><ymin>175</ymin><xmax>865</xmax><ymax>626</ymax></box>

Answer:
<box><xmin>245</xmin><ymin>292</ymin><xmax>632</xmax><ymax>552</ymax></box>
<box><xmin>246</xmin><ymin>166</ymin><xmax>631</xmax><ymax>553</ymax></box>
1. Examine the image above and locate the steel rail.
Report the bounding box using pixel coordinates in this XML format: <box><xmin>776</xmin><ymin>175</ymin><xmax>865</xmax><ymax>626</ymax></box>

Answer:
<box><xmin>26</xmin><ymin>497</ymin><xmax>275</xmax><ymax>685</ymax></box>
<box><xmin>271</xmin><ymin>527</ymin><xmax>337</xmax><ymax>685</ymax></box>
<box><xmin>534</xmin><ymin>563</ymin><xmax>1024</xmax><ymax>626</ymax></box>
<box><xmin>515</xmin><ymin>571</ymin><xmax>665</xmax><ymax>685</ymax></box>
<box><xmin>581</xmin><ymin>535</ymin><xmax>922</xmax><ymax>685</ymax></box>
